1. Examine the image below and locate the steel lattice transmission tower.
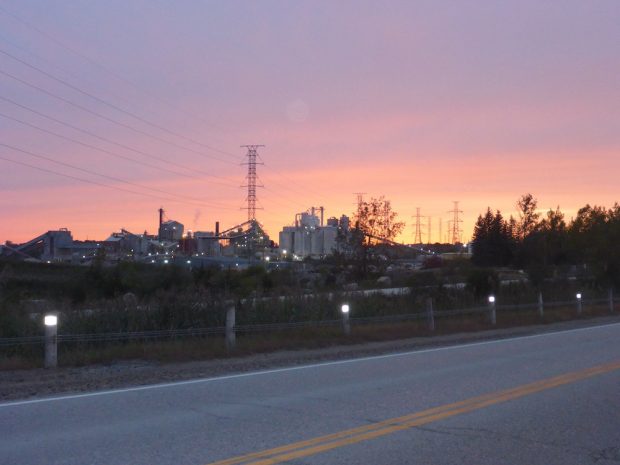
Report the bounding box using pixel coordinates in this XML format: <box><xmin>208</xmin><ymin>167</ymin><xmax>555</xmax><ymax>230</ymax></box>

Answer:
<box><xmin>353</xmin><ymin>192</ymin><xmax>367</xmax><ymax>216</ymax></box>
<box><xmin>412</xmin><ymin>207</ymin><xmax>425</xmax><ymax>245</ymax></box>
<box><xmin>241</xmin><ymin>145</ymin><xmax>265</xmax><ymax>221</ymax></box>
<box><xmin>448</xmin><ymin>201</ymin><xmax>463</xmax><ymax>244</ymax></box>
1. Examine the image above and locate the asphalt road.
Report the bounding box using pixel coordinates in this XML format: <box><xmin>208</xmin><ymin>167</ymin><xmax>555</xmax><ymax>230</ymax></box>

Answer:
<box><xmin>1</xmin><ymin>323</ymin><xmax>620</xmax><ymax>465</ymax></box>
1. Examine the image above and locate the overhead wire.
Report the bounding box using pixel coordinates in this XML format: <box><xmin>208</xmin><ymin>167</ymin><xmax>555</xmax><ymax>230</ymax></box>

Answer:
<box><xmin>0</xmin><ymin>6</ymin><xmax>336</xmax><ymax>219</ymax></box>
<box><xmin>0</xmin><ymin>108</ymin><xmax>238</xmax><ymax>188</ymax></box>
<box><xmin>0</xmin><ymin>47</ymin><xmax>241</xmax><ymax>160</ymax></box>
<box><xmin>0</xmin><ymin>4</ymin><xmax>233</xmax><ymax>138</ymax></box>
<box><xmin>0</xmin><ymin>68</ymin><xmax>238</xmax><ymax>165</ymax></box>
<box><xmin>0</xmin><ymin>142</ymin><xmax>237</xmax><ymax>210</ymax></box>
<box><xmin>0</xmin><ymin>95</ymin><xmax>239</xmax><ymax>185</ymax></box>
<box><xmin>0</xmin><ymin>154</ymin><xmax>230</xmax><ymax>209</ymax></box>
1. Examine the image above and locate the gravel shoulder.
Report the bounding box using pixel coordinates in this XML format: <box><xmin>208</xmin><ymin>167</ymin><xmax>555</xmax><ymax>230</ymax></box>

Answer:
<box><xmin>1</xmin><ymin>315</ymin><xmax>619</xmax><ymax>403</ymax></box>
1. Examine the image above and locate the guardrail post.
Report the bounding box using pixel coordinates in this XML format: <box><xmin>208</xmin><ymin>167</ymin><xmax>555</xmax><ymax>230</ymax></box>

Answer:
<box><xmin>426</xmin><ymin>298</ymin><xmax>435</xmax><ymax>332</ymax></box>
<box><xmin>576</xmin><ymin>293</ymin><xmax>582</xmax><ymax>315</ymax></box>
<box><xmin>44</xmin><ymin>314</ymin><xmax>58</xmax><ymax>368</ymax></box>
<box><xmin>537</xmin><ymin>291</ymin><xmax>544</xmax><ymax>318</ymax></box>
<box><xmin>226</xmin><ymin>306</ymin><xmax>236</xmax><ymax>351</ymax></box>
<box><xmin>341</xmin><ymin>304</ymin><xmax>351</xmax><ymax>336</ymax></box>
<box><xmin>488</xmin><ymin>296</ymin><xmax>496</xmax><ymax>326</ymax></box>
<box><xmin>609</xmin><ymin>288</ymin><xmax>615</xmax><ymax>313</ymax></box>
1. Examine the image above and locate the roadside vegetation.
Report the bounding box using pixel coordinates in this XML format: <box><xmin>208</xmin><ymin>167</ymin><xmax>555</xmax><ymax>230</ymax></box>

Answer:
<box><xmin>0</xmin><ymin>193</ymin><xmax>618</xmax><ymax>369</ymax></box>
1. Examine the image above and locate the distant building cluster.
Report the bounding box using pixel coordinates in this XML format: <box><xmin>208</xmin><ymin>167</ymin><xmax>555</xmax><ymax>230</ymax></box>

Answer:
<box><xmin>1</xmin><ymin>207</ymin><xmax>351</xmax><ymax>266</ymax></box>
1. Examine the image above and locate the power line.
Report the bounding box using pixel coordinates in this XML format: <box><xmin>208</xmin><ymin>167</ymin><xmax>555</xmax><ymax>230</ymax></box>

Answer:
<box><xmin>0</xmin><ymin>108</ymin><xmax>238</xmax><ymax>188</ymax></box>
<box><xmin>0</xmin><ymin>67</ymin><xmax>237</xmax><ymax>165</ymax></box>
<box><xmin>0</xmin><ymin>15</ymin><xmax>321</xmax><ymax>212</ymax></box>
<box><xmin>0</xmin><ymin>47</ymin><xmax>241</xmax><ymax>160</ymax></box>
<box><xmin>0</xmin><ymin>4</ymin><xmax>232</xmax><ymax>138</ymax></box>
<box><xmin>0</xmin><ymin>154</ymin><xmax>225</xmax><ymax>208</ymax></box>
<box><xmin>0</xmin><ymin>143</ymin><xmax>237</xmax><ymax>210</ymax></box>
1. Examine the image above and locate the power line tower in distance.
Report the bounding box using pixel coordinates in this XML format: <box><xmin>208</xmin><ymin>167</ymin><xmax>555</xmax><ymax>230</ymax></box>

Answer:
<box><xmin>412</xmin><ymin>207</ymin><xmax>425</xmax><ymax>245</ymax></box>
<box><xmin>448</xmin><ymin>201</ymin><xmax>463</xmax><ymax>244</ymax></box>
<box><xmin>241</xmin><ymin>145</ymin><xmax>265</xmax><ymax>221</ymax></box>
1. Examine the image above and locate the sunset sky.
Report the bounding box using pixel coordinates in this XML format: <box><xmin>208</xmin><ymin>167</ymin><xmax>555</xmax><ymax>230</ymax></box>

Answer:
<box><xmin>1</xmin><ymin>1</ymin><xmax>619</xmax><ymax>244</ymax></box>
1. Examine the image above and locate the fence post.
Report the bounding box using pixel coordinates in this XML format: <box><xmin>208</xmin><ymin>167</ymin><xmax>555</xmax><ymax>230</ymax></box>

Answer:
<box><xmin>341</xmin><ymin>304</ymin><xmax>351</xmax><ymax>336</ymax></box>
<box><xmin>44</xmin><ymin>314</ymin><xmax>58</xmax><ymax>368</ymax></box>
<box><xmin>488</xmin><ymin>295</ymin><xmax>496</xmax><ymax>326</ymax></box>
<box><xmin>576</xmin><ymin>293</ymin><xmax>582</xmax><ymax>316</ymax></box>
<box><xmin>609</xmin><ymin>288</ymin><xmax>615</xmax><ymax>313</ymax></box>
<box><xmin>226</xmin><ymin>306</ymin><xmax>236</xmax><ymax>351</ymax></box>
<box><xmin>537</xmin><ymin>291</ymin><xmax>544</xmax><ymax>318</ymax></box>
<box><xmin>426</xmin><ymin>298</ymin><xmax>435</xmax><ymax>332</ymax></box>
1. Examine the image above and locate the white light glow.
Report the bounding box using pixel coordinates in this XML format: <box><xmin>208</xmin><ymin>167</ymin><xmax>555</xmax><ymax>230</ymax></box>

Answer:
<box><xmin>576</xmin><ymin>293</ymin><xmax>582</xmax><ymax>299</ymax></box>
<box><xmin>341</xmin><ymin>304</ymin><xmax>350</xmax><ymax>314</ymax></box>
<box><xmin>44</xmin><ymin>315</ymin><xmax>57</xmax><ymax>326</ymax></box>
<box><xmin>488</xmin><ymin>296</ymin><xmax>496</xmax><ymax>303</ymax></box>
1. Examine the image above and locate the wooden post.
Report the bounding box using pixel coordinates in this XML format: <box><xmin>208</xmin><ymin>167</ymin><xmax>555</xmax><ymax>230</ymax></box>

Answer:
<box><xmin>538</xmin><ymin>291</ymin><xmax>544</xmax><ymax>318</ymax></box>
<box><xmin>426</xmin><ymin>298</ymin><xmax>435</xmax><ymax>332</ymax></box>
<box><xmin>226</xmin><ymin>306</ymin><xmax>236</xmax><ymax>351</ymax></box>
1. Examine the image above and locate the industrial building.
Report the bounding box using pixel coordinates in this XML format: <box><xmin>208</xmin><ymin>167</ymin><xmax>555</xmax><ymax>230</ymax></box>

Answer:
<box><xmin>278</xmin><ymin>208</ymin><xmax>349</xmax><ymax>259</ymax></box>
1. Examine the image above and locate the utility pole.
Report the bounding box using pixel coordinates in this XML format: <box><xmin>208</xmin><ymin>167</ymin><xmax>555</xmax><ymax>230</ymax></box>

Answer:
<box><xmin>448</xmin><ymin>201</ymin><xmax>463</xmax><ymax>244</ymax></box>
<box><xmin>241</xmin><ymin>145</ymin><xmax>265</xmax><ymax>221</ymax></box>
<box><xmin>413</xmin><ymin>207</ymin><xmax>425</xmax><ymax>245</ymax></box>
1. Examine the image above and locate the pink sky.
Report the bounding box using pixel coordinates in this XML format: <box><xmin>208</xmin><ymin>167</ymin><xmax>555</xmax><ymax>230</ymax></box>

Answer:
<box><xmin>1</xmin><ymin>1</ymin><xmax>619</xmax><ymax>244</ymax></box>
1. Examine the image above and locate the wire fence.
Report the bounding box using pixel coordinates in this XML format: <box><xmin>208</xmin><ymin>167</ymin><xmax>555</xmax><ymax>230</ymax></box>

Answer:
<box><xmin>0</xmin><ymin>297</ymin><xmax>614</xmax><ymax>349</ymax></box>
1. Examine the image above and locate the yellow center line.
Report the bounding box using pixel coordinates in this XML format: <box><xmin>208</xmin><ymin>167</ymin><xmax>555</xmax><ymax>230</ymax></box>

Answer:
<box><xmin>206</xmin><ymin>360</ymin><xmax>620</xmax><ymax>465</ymax></box>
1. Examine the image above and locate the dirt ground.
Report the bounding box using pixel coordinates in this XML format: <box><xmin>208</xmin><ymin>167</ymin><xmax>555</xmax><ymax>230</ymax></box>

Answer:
<box><xmin>1</xmin><ymin>315</ymin><xmax>619</xmax><ymax>403</ymax></box>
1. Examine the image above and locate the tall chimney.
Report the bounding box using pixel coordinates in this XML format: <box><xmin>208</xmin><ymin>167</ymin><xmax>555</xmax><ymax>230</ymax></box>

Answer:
<box><xmin>215</xmin><ymin>221</ymin><xmax>220</xmax><ymax>237</ymax></box>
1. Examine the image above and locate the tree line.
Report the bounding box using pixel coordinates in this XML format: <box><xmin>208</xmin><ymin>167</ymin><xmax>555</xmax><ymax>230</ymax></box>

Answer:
<box><xmin>472</xmin><ymin>194</ymin><xmax>620</xmax><ymax>289</ymax></box>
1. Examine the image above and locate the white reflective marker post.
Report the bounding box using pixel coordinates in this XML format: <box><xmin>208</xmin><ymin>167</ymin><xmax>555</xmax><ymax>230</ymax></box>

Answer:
<box><xmin>341</xmin><ymin>304</ymin><xmax>351</xmax><ymax>336</ymax></box>
<box><xmin>576</xmin><ymin>293</ymin><xmax>582</xmax><ymax>315</ymax></box>
<box><xmin>44</xmin><ymin>314</ymin><xmax>58</xmax><ymax>368</ymax></box>
<box><xmin>488</xmin><ymin>295</ymin><xmax>496</xmax><ymax>326</ymax></box>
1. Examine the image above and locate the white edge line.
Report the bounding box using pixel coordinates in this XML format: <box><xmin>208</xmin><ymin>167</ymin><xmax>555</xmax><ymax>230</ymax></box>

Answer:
<box><xmin>1</xmin><ymin>321</ymin><xmax>619</xmax><ymax>409</ymax></box>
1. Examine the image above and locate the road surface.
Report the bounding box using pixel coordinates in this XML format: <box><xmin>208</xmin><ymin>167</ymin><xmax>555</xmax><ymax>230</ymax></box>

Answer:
<box><xmin>1</xmin><ymin>323</ymin><xmax>620</xmax><ymax>465</ymax></box>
